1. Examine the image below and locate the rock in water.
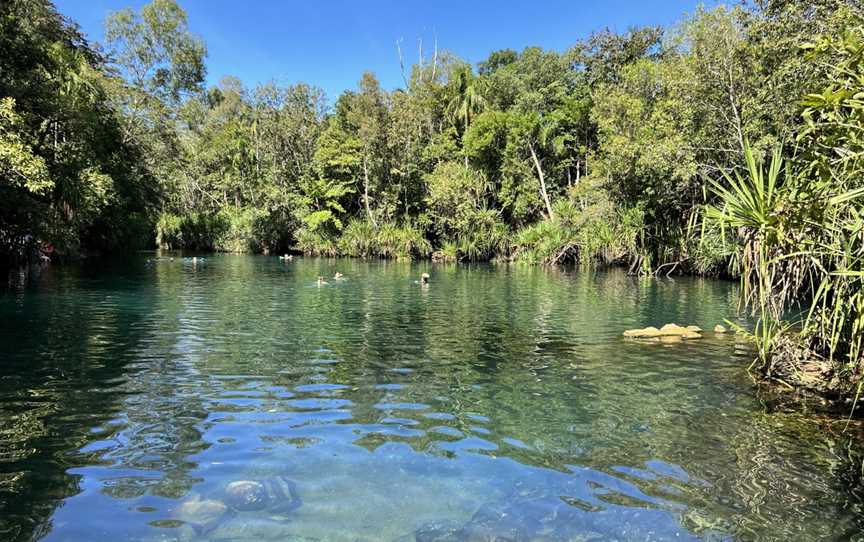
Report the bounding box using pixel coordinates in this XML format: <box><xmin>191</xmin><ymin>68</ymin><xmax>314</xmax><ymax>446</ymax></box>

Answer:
<box><xmin>659</xmin><ymin>323</ymin><xmax>688</xmax><ymax>335</ymax></box>
<box><xmin>714</xmin><ymin>324</ymin><xmax>727</xmax><ymax>333</ymax></box>
<box><xmin>174</xmin><ymin>495</ymin><xmax>230</xmax><ymax>534</ymax></box>
<box><xmin>265</xmin><ymin>476</ymin><xmax>302</xmax><ymax>516</ymax></box>
<box><xmin>222</xmin><ymin>476</ymin><xmax>301</xmax><ymax>515</ymax></box>
<box><xmin>625</xmin><ymin>324</ymin><xmax>702</xmax><ymax>340</ymax></box>
<box><xmin>224</xmin><ymin>480</ymin><xmax>268</xmax><ymax>512</ymax></box>
<box><xmin>623</xmin><ymin>326</ymin><xmax>662</xmax><ymax>338</ymax></box>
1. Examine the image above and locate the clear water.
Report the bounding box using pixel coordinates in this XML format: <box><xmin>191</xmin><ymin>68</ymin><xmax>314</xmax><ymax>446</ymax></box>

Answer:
<box><xmin>0</xmin><ymin>255</ymin><xmax>861</xmax><ymax>541</ymax></box>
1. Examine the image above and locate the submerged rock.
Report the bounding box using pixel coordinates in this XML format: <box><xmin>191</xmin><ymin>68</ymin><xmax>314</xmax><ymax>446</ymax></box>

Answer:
<box><xmin>225</xmin><ymin>480</ymin><xmax>268</xmax><ymax>511</ymax></box>
<box><xmin>400</xmin><ymin>519</ymin><xmax>463</xmax><ymax>542</ymax></box>
<box><xmin>209</xmin><ymin>516</ymin><xmax>306</xmax><ymax>540</ymax></box>
<box><xmin>222</xmin><ymin>476</ymin><xmax>301</xmax><ymax>515</ymax></box>
<box><xmin>174</xmin><ymin>495</ymin><xmax>231</xmax><ymax>534</ymax></box>
<box><xmin>458</xmin><ymin>500</ymin><xmax>534</xmax><ymax>541</ymax></box>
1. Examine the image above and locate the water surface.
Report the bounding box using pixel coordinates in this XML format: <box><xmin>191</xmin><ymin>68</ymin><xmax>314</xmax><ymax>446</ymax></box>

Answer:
<box><xmin>1</xmin><ymin>256</ymin><xmax>861</xmax><ymax>541</ymax></box>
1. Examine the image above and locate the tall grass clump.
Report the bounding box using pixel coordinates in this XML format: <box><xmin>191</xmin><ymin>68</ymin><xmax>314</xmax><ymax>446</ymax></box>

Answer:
<box><xmin>338</xmin><ymin>219</ymin><xmax>377</xmax><ymax>258</ymax></box>
<box><xmin>335</xmin><ymin>220</ymin><xmax>432</xmax><ymax>260</ymax></box>
<box><xmin>374</xmin><ymin>222</ymin><xmax>432</xmax><ymax>260</ymax></box>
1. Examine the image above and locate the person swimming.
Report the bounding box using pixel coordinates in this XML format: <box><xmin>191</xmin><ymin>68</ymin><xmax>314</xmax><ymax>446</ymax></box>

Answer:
<box><xmin>420</xmin><ymin>272</ymin><xmax>430</xmax><ymax>285</ymax></box>
<box><xmin>334</xmin><ymin>272</ymin><xmax>344</xmax><ymax>280</ymax></box>
<box><xmin>317</xmin><ymin>276</ymin><xmax>328</xmax><ymax>286</ymax></box>
<box><xmin>279</xmin><ymin>254</ymin><xmax>293</xmax><ymax>261</ymax></box>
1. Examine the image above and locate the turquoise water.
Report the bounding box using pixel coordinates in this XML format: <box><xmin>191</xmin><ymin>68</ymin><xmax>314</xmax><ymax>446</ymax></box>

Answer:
<box><xmin>0</xmin><ymin>255</ymin><xmax>861</xmax><ymax>541</ymax></box>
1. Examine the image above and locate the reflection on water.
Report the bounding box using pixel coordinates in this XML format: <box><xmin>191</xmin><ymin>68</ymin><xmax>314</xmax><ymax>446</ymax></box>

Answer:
<box><xmin>0</xmin><ymin>255</ymin><xmax>861</xmax><ymax>541</ymax></box>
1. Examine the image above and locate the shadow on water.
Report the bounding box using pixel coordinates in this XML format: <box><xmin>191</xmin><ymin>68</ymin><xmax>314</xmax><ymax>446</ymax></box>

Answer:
<box><xmin>0</xmin><ymin>255</ymin><xmax>862</xmax><ymax>541</ymax></box>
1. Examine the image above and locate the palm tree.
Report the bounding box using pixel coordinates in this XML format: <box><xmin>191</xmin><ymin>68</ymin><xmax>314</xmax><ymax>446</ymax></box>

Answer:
<box><xmin>447</xmin><ymin>65</ymin><xmax>486</xmax><ymax>166</ymax></box>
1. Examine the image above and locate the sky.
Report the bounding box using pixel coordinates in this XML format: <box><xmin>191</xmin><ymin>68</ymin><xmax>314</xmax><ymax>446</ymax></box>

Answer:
<box><xmin>54</xmin><ymin>0</ymin><xmax>718</xmax><ymax>101</ymax></box>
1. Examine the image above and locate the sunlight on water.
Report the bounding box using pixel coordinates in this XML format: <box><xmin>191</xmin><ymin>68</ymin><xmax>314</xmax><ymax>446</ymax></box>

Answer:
<box><xmin>0</xmin><ymin>255</ymin><xmax>861</xmax><ymax>541</ymax></box>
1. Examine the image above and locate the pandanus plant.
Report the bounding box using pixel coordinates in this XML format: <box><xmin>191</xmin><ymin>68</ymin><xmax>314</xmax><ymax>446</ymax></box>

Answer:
<box><xmin>706</xmin><ymin>143</ymin><xmax>798</xmax><ymax>366</ymax></box>
<box><xmin>708</xmin><ymin>140</ymin><xmax>864</xmax><ymax>397</ymax></box>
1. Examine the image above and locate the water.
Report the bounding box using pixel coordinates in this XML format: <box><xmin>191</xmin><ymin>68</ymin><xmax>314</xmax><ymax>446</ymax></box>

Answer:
<box><xmin>1</xmin><ymin>255</ymin><xmax>861</xmax><ymax>542</ymax></box>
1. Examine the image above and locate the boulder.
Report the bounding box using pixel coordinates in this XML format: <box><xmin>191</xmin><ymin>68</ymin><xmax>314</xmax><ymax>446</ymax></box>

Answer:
<box><xmin>224</xmin><ymin>480</ymin><xmax>268</xmax><ymax>512</ymax></box>
<box><xmin>222</xmin><ymin>477</ymin><xmax>301</xmax><ymax>515</ymax></box>
<box><xmin>623</xmin><ymin>326</ymin><xmax>662</xmax><ymax>338</ymax></box>
<box><xmin>625</xmin><ymin>324</ymin><xmax>702</xmax><ymax>341</ymax></box>
<box><xmin>659</xmin><ymin>323</ymin><xmax>689</xmax><ymax>335</ymax></box>
<box><xmin>174</xmin><ymin>495</ymin><xmax>230</xmax><ymax>534</ymax></box>
<box><xmin>714</xmin><ymin>324</ymin><xmax>727</xmax><ymax>333</ymax></box>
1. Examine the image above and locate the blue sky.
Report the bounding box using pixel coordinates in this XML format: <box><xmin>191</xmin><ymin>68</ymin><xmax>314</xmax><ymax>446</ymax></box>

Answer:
<box><xmin>55</xmin><ymin>0</ymin><xmax>717</xmax><ymax>101</ymax></box>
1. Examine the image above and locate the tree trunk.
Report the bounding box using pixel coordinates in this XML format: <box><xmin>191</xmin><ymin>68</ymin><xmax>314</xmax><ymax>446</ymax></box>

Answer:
<box><xmin>528</xmin><ymin>142</ymin><xmax>554</xmax><ymax>220</ymax></box>
<box><xmin>463</xmin><ymin>115</ymin><xmax>469</xmax><ymax>168</ymax></box>
<box><xmin>362</xmin><ymin>155</ymin><xmax>376</xmax><ymax>228</ymax></box>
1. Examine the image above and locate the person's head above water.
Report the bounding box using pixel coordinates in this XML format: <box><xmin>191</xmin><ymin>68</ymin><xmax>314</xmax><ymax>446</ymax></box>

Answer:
<box><xmin>420</xmin><ymin>273</ymin><xmax>430</xmax><ymax>284</ymax></box>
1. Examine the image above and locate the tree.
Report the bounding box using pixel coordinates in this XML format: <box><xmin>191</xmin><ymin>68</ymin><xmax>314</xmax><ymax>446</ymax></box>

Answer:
<box><xmin>105</xmin><ymin>0</ymin><xmax>206</xmax><ymax>105</ymax></box>
<box><xmin>104</xmin><ymin>0</ymin><xmax>207</xmax><ymax>204</ymax></box>
<box><xmin>0</xmin><ymin>0</ymin><xmax>155</xmax><ymax>265</ymax></box>
<box><xmin>341</xmin><ymin>73</ymin><xmax>390</xmax><ymax>227</ymax></box>
<box><xmin>446</xmin><ymin>64</ymin><xmax>486</xmax><ymax>165</ymax></box>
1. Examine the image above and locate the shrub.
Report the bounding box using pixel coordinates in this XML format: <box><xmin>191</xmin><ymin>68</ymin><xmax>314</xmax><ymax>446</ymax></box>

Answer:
<box><xmin>338</xmin><ymin>219</ymin><xmax>377</xmax><ymax>258</ymax></box>
<box><xmin>294</xmin><ymin>228</ymin><xmax>338</xmax><ymax>257</ymax></box>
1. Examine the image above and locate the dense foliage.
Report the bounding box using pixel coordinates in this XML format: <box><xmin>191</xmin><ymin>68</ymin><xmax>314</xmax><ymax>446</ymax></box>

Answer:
<box><xmin>0</xmin><ymin>0</ymin><xmax>155</xmax><ymax>266</ymax></box>
<box><xmin>0</xmin><ymin>0</ymin><xmax>862</xmax><ymax>396</ymax></box>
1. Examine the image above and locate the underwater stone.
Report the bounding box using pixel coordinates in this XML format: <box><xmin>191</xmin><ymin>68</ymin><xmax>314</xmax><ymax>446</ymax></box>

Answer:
<box><xmin>222</xmin><ymin>477</ymin><xmax>301</xmax><ymax>515</ymax></box>
<box><xmin>224</xmin><ymin>480</ymin><xmax>269</xmax><ymax>511</ymax></box>
<box><xmin>174</xmin><ymin>495</ymin><xmax>230</xmax><ymax>534</ymax></box>
<box><xmin>409</xmin><ymin>519</ymin><xmax>463</xmax><ymax>542</ymax></box>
